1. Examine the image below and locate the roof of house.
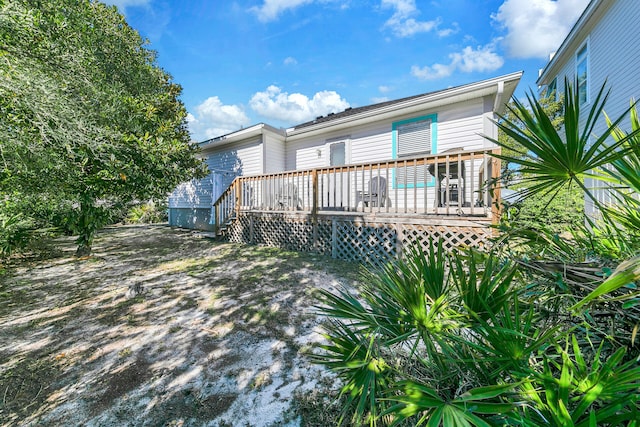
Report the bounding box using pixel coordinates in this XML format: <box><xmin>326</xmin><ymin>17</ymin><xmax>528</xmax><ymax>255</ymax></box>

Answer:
<box><xmin>199</xmin><ymin>122</ymin><xmax>285</xmax><ymax>151</ymax></box>
<box><xmin>537</xmin><ymin>0</ymin><xmax>613</xmax><ymax>85</ymax></box>
<box><xmin>198</xmin><ymin>71</ymin><xmax>523</xmax><ymax>147</ymax></box>
<box><xmin>292</xmin><ymin>92</ymin><xmax>431</xmax><ymax>131</ymax></box>
<box><xmin>292</xmin><ymin>73</ymin><xmax>524</xmax><ymax>132</ymax></box>
<box><xmin>286</xmin><ymin>71</ymin><xmax>522</xmax><ymax>139</ymax></box>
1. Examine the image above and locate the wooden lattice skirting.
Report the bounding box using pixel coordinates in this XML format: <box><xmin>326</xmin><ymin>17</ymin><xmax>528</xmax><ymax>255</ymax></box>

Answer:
<box><xmin>224</xmin><ymin>212</ymin><xmax>494</xmax><ymax>267</ymax></box>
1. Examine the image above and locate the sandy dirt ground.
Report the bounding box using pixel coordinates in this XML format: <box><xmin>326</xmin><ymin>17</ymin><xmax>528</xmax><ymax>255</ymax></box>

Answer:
<box><xmin>0</xmin><ymin>225</ymin><xmax>360</xmax><ymax>426</ymax></box>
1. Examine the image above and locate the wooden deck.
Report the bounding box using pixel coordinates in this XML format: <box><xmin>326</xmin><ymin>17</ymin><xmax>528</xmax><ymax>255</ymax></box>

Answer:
<box><xmin>213</xmin><ymin>148</ymin><xmax>501</xmax><ymax>265</ymax></box>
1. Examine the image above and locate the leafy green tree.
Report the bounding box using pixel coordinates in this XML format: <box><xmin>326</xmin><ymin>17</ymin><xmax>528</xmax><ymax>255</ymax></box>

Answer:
<box><xmin>0</xmin><ymin>0</ymin><xmax>207</xmax><ymax>255</ymax></box>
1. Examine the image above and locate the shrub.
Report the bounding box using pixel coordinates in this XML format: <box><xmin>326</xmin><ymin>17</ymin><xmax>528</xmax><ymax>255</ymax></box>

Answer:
<box><xmin>0</xmin><ymin>212</ymin><xmax>36</xmax><ymax>257</ymax></box>
<box><xmin>314</xmin><ymin>80</ymin><xmax>640</xmax><ymax>426</ymax></box>
<box><xmin>125</xmin><ymin>200</ymin><xmax>168</xmax><ymax>224</ymax></box>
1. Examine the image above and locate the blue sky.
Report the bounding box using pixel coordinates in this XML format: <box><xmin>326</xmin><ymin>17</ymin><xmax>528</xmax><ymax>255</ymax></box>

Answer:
<box><xmin>105</xmin><ymin>0</ymin><xmax>590</xmax><ymax>141</ymax></box>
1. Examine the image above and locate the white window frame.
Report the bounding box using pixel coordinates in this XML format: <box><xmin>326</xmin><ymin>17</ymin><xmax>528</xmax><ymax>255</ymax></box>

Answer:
<box><xmin>325</xmin><ymin>136</ymin><xmax>351</xmax><ymax>167</ymax></box>
<box><xmin>546</xmin><ymin>77</ymin><xmax>558</xmax><ymax>100</ymax></box>
<box><xmin>576</xmin><ymin>39</ymin><xmax>589</xmax><ymax>106</ymax></box>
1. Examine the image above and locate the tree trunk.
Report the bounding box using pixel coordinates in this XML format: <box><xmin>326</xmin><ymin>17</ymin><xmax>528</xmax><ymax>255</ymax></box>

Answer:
<box><xmin>75</xmin><ymin>242</ymin><xmax>92</xmax><ymax>257</ymax></box>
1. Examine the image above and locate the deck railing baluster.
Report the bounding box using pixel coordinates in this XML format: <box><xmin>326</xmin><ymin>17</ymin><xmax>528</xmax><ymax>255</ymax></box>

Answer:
<box><xmin>423</xmin><ymin>156</ymin><xmax>428</xmax><ymax>214</ymax></box>
<box><xmin>413</xmin><ymin>159</ymin><xmax>418</xmax><ymax>213</ymax></box>
<box><xmin>445</xmin><ymin>156</ymin><xmax>450</xmax><ymax>216</ymax></box>
<box><xmin>385</xmin><ymin>163</ymin><xmax>390</xmax><ymax>213</ymax></box>
<box><xmin>403</xmin><ymin>160</ymin><xmax>407</xmax><ymax>214</ymax></box>
<box><xmin>457</xmin><ymin>154</ymin><xmax>462</xmax><ymax>209</ymax></box>
<box><xmin>483</xmin><ymin>151</ymin><xmax>489</xmax><ymax>212</ymax></box>
<box><xmin>211</xmin><ymin>149</ymin><xmax>498</xmax><ymax>233</ymax></box>
<box><xmin>470</xmin><ymin>152</ymin><xmax>475</xmax><ymax>215</ymax></box>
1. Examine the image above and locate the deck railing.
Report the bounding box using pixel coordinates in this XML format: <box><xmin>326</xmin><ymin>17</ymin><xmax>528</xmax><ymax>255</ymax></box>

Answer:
<box><xmin>213</xmin><ymin>148</ymin><xmax>501</xmax><ymax>233</ymax></box>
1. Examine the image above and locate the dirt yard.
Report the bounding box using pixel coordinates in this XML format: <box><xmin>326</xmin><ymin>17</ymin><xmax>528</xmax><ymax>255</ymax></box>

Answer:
<box><xmin>0</xmin><ymin>225</ymin><xmax>361</xmax><ymax>426</ymax></box>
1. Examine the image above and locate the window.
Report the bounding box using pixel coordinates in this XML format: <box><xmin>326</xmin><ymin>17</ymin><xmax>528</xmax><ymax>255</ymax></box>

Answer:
<box><xmin>545</xmin><ymin>77</ymin><xmax>557</xmax><ymax>100</ymax></box>
<box><xmin>576</xmin><ymin>42</ymin><xmax>588</xmax><ymax>105</ymax></box>
<box><xmin>392</xmin><ymin>114</ymin><xmax>437</xmax><ymax>188</ymax></box>
<box><xmin>396</xmin><ymin>117</ymin><xmax>434</xmax><ymax>157</ymax></box>
<box><xmin>329</xmin><ymin>142</ymin><xmax>345</xmax><ymax>166</ymax></box>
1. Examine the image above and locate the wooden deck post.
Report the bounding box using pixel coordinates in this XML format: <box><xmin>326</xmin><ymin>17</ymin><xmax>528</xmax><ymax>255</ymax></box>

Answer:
<box><xmin>311</xmin><ymin>170</ymin><xmax>319</xmax><ymax>249</ymax></box>
<box><xmin>491</xmin><ymin>150</ymin><xmax>502</xmax><ymax>224</ymax></box>
<box><xmin>235</xmin><ymin>179</ymin><xmax>242</xmax><ymax>219</ymax></box>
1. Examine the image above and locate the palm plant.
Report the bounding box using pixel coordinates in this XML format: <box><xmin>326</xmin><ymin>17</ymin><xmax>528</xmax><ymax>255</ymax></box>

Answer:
<box><xmin>312</xmin><ymin>79</ymin><xmax>640</xmax><ymax>426</ymax></box>
<box><xmin>313</xmin><ymin>243</ymin><xmax>533</xmax><ymax>426</ymax></box>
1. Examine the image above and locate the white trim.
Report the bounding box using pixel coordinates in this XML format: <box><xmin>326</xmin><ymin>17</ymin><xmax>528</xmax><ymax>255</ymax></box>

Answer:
<box><xmin>199</xmin><ymin>123</ymin><xmax>285</xmax><ymax>151</ymax></box>
<box><xmin>324</xmin><ymin>136</ymin><xmax>351</xmax><ymax>166</ymax></box>
<box><xmin>575</xmin><ymin>38</ymin><xmax>590</xmax><ymax>105</ymax></box>
<box><xmin>537</xmin><ymin>0</ymin><xmax>613</xmax><ymax>85</ymax></box>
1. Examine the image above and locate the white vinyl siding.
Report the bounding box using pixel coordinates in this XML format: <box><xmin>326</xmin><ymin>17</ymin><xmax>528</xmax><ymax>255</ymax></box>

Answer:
<box><xmin>263</xmin><ymin>134</ymin><xmax>285</xmax><ymax>173</ymax></box>
<box><xmin>168</xmin><ymin>178</ymin><xmax>213</xmax><ymax>209</ymax></box>
<box><xmin>286</xmin><ymin>98</ymin><xmax>488</xmax><ymax>172</ymax></box>
<box><xmin>437</xmin><ymin>100</ymin><xmax>485</xmax><ymax>151</ymax></box>
<box><xmin>540</xmin><ymin>0</ymin><xmax>640</xmax><ymax>218</ymax></box>
<box><xmin>169</xmin><ymin>137</ymin><xmax>262</xmax><ymax>209</ymax></box>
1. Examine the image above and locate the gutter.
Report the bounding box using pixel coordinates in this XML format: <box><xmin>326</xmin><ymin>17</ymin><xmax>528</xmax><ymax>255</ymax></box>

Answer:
<box><xmin>199</xmin><ymin>123</ymin><xmax>285</xmax><ymax>151</ymax></box>
<box><xmin>537</xmin><ymin>0</ymin><xmax>611</xmax><ymax>84</ymax></box>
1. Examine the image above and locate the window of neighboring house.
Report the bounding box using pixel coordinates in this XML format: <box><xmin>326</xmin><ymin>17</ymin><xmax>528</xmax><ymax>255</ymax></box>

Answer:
<box><xmin>576</xmin><ymin>42</ymin><xmax>588</xmax><ymax>105</ymax></box>
<box><xmin>329</xmin><ymin>141</ymin><xmax>346</xmax><ymax>166</ymax></box>
<box><xmin>393</xmin><ymin>114</ymin><xmax>437</xmax><ymax>188</ymax></box>
<box><xmin>546</xmin><ymin>77</ymin><xmax>557</xmax><ymax>100</ymax></box>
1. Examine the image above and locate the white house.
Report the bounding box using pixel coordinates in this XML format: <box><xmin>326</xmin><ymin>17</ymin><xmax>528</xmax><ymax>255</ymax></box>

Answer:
<box><xmin>169</xmin><ymin>71</ymin><xmax>523</xmax><ymax>233</ymax></box>
<box><xmin>536</xmin><ymin>0</ymin><xmax>640</xmax><ymax>218</ymax></box>
<box><xmin>169</xmin><ymin>72</ymin><xmax>523</xmax><ymax>264</ymax></box>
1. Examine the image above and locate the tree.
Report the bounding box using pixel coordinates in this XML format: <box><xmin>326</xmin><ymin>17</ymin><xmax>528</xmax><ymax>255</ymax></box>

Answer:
<box><xmin>0</xmin><ymin>0</ymin><xmax>207</xmax><ymax>255</ymax></box>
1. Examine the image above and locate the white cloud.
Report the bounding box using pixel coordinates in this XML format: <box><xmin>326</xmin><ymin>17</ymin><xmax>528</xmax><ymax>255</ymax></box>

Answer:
<box><xmin>371</xmin><ymin>97</ymin><xmax>390</xmax><ymax>103</ymax></box>
<box><xmin>411</xmin><ymin>44</ymin><xmax>504</xmax><ymax>80</ymax></box>
<box><xmin>284</xmin><ymin>56</ymin><xmax>298</xmax><ymax>65</ymax></box>
<box><xmin>452</xmin><ymin>45</ymin><xmax>504</xmax><ymax>73</ymax></box>
<box><xmin>493</xmin><ymin>0</ymin><xmax>590</xmax><ymax>59</ymax></box>
<box><xmin>250</xmin><ymin>0</ymin><xmax>313</xmax><ymax>22</ymax></box>
<box><xmin>437</xmin><ymin>22</ymin><xmax>460</xmax><ymax>38</ymax></box>
<box><xmin>411</xmin><ymin>63</ymin><xmax>455</xmax><ymax>80</ymax></box>
<box><xmin>382</xmin><ymin>0</ymin><xmax>440</xmax><ymax>37</ymax></box>
<box><xmin>187</xmin><ymin>97</ymin><xmax>251</xmax><ymax>141</ymax></box>
<box><xmin>378</xmin><ymin>85</ymin><xmax>392</xmax><ymax>93</ymax></box>
<box><xmin>249</xmin><ymin>85</ymin><xmax>350</xmax><ymax>123</ymax></box>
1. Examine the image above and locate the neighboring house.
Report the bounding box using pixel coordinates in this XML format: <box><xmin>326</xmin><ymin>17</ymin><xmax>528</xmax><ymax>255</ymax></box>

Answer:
<box><xmin>537</xmin><ymin>0</ymin><xmax>640</xmax><ymax>218</ymax></box>
<box><xmin>168</xmin><ymin>71</ymin><xmax>522</xmax><ymax>264</ymax></box>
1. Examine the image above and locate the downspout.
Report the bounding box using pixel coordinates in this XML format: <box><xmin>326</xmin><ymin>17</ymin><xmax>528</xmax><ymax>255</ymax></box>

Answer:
<box><xmin>492</xmin><ymin>81</ymin><xmax>505</xmax><ymax>113</ymax></box>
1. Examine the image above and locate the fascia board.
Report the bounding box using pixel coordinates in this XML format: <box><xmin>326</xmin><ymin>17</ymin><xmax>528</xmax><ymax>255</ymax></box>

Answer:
<box><xmin>537</xmin><ymin>0</ymin><xmax>611</xmax><ymax>84</ymax></box>
<box><xmin>198</xmin><ymin>124</ymin><xmax>285</xmax><ymax>152</ymax></box>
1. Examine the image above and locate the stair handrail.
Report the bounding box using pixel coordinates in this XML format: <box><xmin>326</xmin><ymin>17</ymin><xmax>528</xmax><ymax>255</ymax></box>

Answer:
<box><xmin>212</xmin><ymin>177</ymin><xmax>242</xmax><ymax>235</ymax></box>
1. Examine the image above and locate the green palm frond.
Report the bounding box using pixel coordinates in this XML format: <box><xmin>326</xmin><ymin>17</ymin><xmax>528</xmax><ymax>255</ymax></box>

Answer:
<box><xmin>387</xmin><ymin>381</ymin><xmax>517</xmax><ymax>426</ymax></box>
<box><xmin>312</xmin><ymin>320</ymin><xmax>392</xmax><ymax>426</ymax></box>
<box><xmin>451</xmin><ymin>248</ymin><xmax>517</xmax><ymax>321</ymax></box>
<box><xmin>486</xmin><ymin>79</ymin><xmax>640</xmax><ymax>214</ymax></box>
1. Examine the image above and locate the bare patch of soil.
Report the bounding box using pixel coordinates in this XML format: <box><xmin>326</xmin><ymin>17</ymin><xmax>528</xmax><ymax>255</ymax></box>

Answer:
<box><xmin>0</xmin><ymin>225</ymin><xmax>360</xmax><ymax>426</ymax></box>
